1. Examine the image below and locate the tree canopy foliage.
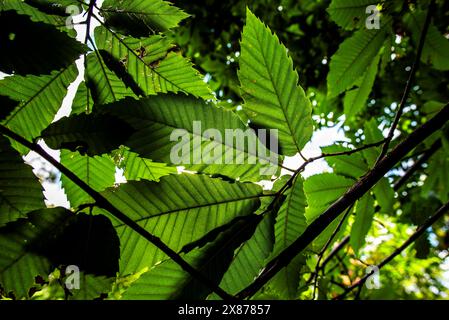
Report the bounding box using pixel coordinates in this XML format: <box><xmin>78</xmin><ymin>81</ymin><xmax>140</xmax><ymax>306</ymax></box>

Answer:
<box><xmin>0</xmin><ymin>0</ymin><xmax>449</xmax><ymax>300</ymax></box>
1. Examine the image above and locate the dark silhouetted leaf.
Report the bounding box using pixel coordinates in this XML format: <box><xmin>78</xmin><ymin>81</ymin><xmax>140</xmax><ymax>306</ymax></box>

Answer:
<box><xmin>101</xmin><ymin>0</ymin><xmax>189</xmax><ymax>37</ymax></box>
<box><xmin>41</xmin><ymin>113</ymin><xmax>135</xmax><ymax>156</ymax></box>
<box><xmin>0</xmin><ymin>135</ymin><xmax>44</xmax><ymax>226</ymax></box>
<box><xmin>0</xmin><ymin>11</ymin><xmax>85</xmax><ymax>75</ymax></box>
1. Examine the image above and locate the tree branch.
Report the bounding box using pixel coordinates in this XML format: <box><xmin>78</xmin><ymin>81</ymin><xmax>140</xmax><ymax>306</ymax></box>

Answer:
<box><xmin>315</xmin><ymin>140</ymin><xmax>386</xmax><ymax>161</ymax></box>
<box><xmin>393</xmin><ymin>139</ymin><xmax>442</xmax><ymax>190</ymax></box>
<box><xmin>236</xmin><ymin>102</ymin><xmax>449</xmax><ymax>299</ymax></box>
<box><xmin>318</xmin><ymin>236</ymin><xmax>350</xmax><ymax>272</ymax></box>
<box><xmin>84</xmin><ymin>0</ymin><xmax>96</xmax><ymax>44</ymax></box>
<box><xmin>312</xmin><ymin>206</ymin><xmax>353</xmax><ymax>299</ymax></box>
<box><xmin>377</xmin><ymin>0</ymin><xmax>436</xmax><ymax>162</ymax></box>
<box><xmin>335</xmin><ymin>200</ymin><xmax>449</xmax><ymax>300</ymax></box>
<box><xmin>0</xmin><ymin>125</ymin><xmax>234</xmax><ymax>301</ymax></box>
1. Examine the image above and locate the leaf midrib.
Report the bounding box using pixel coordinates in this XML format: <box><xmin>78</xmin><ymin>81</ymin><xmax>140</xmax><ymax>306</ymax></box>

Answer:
<box><xmin>332</xmin><ymin>25</ymin><xmax>388</xmax><ymax>89</ymax></box>
<box><xmin>114</xmin><ymin>193</ymin><xmax>274</xmax><ymax>227</ymax></box>
<box><xmin>101</xmin><ymin>23</ymin><xmax>208</xmax><ymax>97</ymax></box>
<box><xmin>250</xmin><ymin>23</ymin><xmax>302</xmax><ymax>154</ymax></box>
<box><xmin>4</xmin><ymin>67</ymin><xmax>69</xmax><ymax>125</ymax></box>
<box><xmin>128</xmin><ymin>115</ymin><xmax>280</xmax><ymax>165</ymax></box>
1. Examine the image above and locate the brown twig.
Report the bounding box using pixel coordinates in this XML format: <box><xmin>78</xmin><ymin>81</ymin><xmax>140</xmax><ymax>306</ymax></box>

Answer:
<box><xmin>319</xmin><ymin>236</ymin><xmax>350</xmax><ymax>272</ymax></box>
<box><xmin>312</xmin><ymin>206</ymin><xmax>353</xmax><ymax>299</ymax></box>
<box><xmin>334</xmin><ymin>200</ymin><xmax>449</xmax><ymax>300</ymax></box>
<box><xmin>376</xmin><ymin>0</ymin><xmax>436</xmax><ymax>162</ymax></box>
<box><xmin>393</xmin><ymin>139</ymin><xmax>442</xmax><ymax>190</ymax></box>
<box><xmin>236</xmin><ymin>102</ymin><xmax>449</xmax><ymax>299</ymax></box>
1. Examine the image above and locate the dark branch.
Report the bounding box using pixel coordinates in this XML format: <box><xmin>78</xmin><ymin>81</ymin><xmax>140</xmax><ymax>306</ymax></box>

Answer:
<box><xmin>377</xmin><ymin>0</ymin><xmax>436</xmax><ymax>161</ymax></box>
<box><xmin>0</xmin><ymin>124</ymin><xmax>235</xmax><ymax>301</ymax></box>
<box><xmin>319</xmin><ymin>236</ymin><xmax>350</xmax><ymax>272</ymax></box>
<box><xmin>84</xmin><ymin>0</ymin><xmax>96</xmax><ymax>44</ymax></box>
<box><xmin>335</xmin><ymin>200</ymin><xmax>449</xmax><ymax>300</ymax></box>
<box><xmin>316</xmin><ymin>140</ymin><xmax>386</xmax><ymax>161</ymax></box>
<box><xmin>236</xmin><ymin>102</ymin><xmax>449</xmax><ymax>299</ymax></box>
<box><xmin>393</xmin><ymin>139</ymin><xmax>442</xmax><ymax>190</ymax></box>
<box><xmin>312</xmin><ymin>206</ymin><xmax>353</xmax><ymax>299</ymax></box>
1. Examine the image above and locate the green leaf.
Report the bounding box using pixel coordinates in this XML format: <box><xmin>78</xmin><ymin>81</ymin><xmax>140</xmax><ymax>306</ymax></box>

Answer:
<box><xmin>105</xmin><ymin>94</ymin><xmax>280</xmax><ymax>182</ymax></box>
<box><xmin>350</xmin><ymin>194</ymin><xmax>375</xmax><ymax>255</ymax></box>
<box><xmin>41</xmin><ymin>112</ymin><xmax>134</xmax><ymax>156</ymax></box>
<box><xmin>71</xmin><ymin>82</ymin><xmax>94</xmax><ymax>115</ymax></box>
<box><xmin>0</xmin><ymin>11</ymin><xmax>85</xmax><ymax>75</ymax></box>
<box><xmin>422</xmin><ymin>149</ymin><xmax>449</xmax><ymax>202</ymax></box>
<box><xmin>1</xmin><ymin>64</ymin><xmax>78</xmax><ymax>153</ymax></box>
<box><xmin>214</xmin><ymin>212</ymin><xmax>275</xmax><ymax>296</ymax></box>
<box><xmin>373</xmin><ymin>177</ymin><xmax>394</xmax><ymax>213</ymax></box>
<box><xmin>0</xmin><ymin>208</ymin><xmax>68</xmax><ymax>298</ymax></box>
<box><xmin>361</xmin><ymin>120</ymin><xmax>395</xmax><ymax>212</ymax></box>
<box><xmin>54</xmin><ymin>79</ymin><xmax>128</xmax><ymax>211</ymax></box>
<box><xmin>238</xmin><ymin>9</ymin><xmax>313</xmax><ymax>156</ymax></box>
<box><xmin>304</xmin><ymin>173</ymin><xmax>354</xmax><ymax>221</ymax></box>
<box><xmin>343</xmin><ymin>54</ymin><xmax>380</xmax><ymax>118</ymax></box>
<box><xmin>68</xmin><ymin>274</ymin><xmax>114</xmax><ymax>300</ymax></box>
<box><xmin>362</xmin><ymin>118</ymin><xmax>384</xmax><ymax>167</ymax></box>
<box><xmin>95</xmin><ymin>27</ymin><xmax>213</xmax><ymax>100</ymax></box>
<box><xmin>414</xmin><ymin>233</ymin><xmax>430</xmax><ymax>260</ymax></box>
<box><xmin>321</xmin><ymin>144</ymin><xmax>368</xmax><ymax>179</ymax></box>
<box><xmin>85</xmin><ymin>52</ymin><xmax>137</xmax><ymax>105</ymax></box>
<box><xmin>0</xmin><ymin>208</ymin><xmax>119</xmax><ymax>298</ymax></box>
<box><xmin>304</xmin><ymin>173</ymin><xmax>353</xmax><ymax>251</ymax></box>
<box><xmin>178</xmin><ymin>215</ymin><xmax>262</xmax><ymax>299</ymax></box>
<box><xmin>0</xmin><ymin>95</ymin><xmax>17</xmax><ymax>122</ymax></box>
<box><xmin>122</xmin><ymin>215</ymin><xmax>261</xmax><ymax>300</ymax></box>
<box><xmin>101</xmin><ymin>0</ymin><xmax>189</xmax><ymax>37</ymax></box>
<box><xmin>38</xmin><ymin>213</ymin><xmax>120</xmax><ymax>277</ymax></box>
<box><xmin>116</xmin><ymin>149</ymin><xmax>176</xmax><ymax>182</ymax></box>
<box><xmin>101</xmin><ymin>174</ymin><xmax>263</xmax><ymax>275</ymax></box>
<box><xmin>273</xmin><ymin>179</ymin><xmax>307</xmax><ymax>248</ymax></box>
<box><xmin>422</xmin><ymin>101</ymin><xmax>445</xmax><ymax>118</ymax></box>
<box><xmin>97</xmin><ymin>33</ymin><xmax>174</xmax><ymax>66</ymax></box>
<box><xmin>60</xmin><ymin>150</ymin><xmax>116</xmax><ymax>208</ymax></box>
<box><xmin>122</xmin><ymin>253</ymin><xmax>202</xmax><ymax>300</ymax></box>
<box><xmin>0</xmin><ymin>135</ymin><xmax>44</xmax><ymax>227</ymax></box>
<box><xmin>269</xmin><ymin>176</ymin><xmax>307</xmax><ymax>299</ymax></box>
<box><xmin>22</xmin><ymin>0</ymin><xmax>82</xmax><ymax>15</ymax></box>
<box><xmin>74</xmin><ymin>51</ymin><xmax>139</xmax><ymax>112</ymax></box>
<box><xmin>327</xmin><ymin>23</ymin><xmax>389</xmax><ymax>98</ymax></box>
<box><xmin>0</xmin><ymin>0</ymin><xmax>76</xmax><ymax>35</ymax></box>
<box><xmin>327</xmin><ymin>0</ymin><xmax>380</xmax><ymax>30</ymax></box>
<box><xmin>405</xmin><ymin>11</ymin><xmax>449</xmax><ymax>71</ymax></box>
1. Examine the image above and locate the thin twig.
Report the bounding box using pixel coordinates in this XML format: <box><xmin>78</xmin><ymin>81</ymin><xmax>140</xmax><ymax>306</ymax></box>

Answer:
<box><xmin>393</xmin><ymin>139</ymin><xmax>441</xmax><ymax>190</ymax></box>
<box><xmin>0</xmin><ymin>125</ymin><xmax>235</xmax><ymax>301</ymax></box>
<box><xmin>335</xmin><ymin>254</ymin><xmax>351</xmax><ymax>282</ymax></box>
<box><xmin>236</xmin><ymin>102</ymin><xmax>449</xmax><ymax>300</ymax></box>
<box><xmin>334</xmin><ymin>200</ymin><xmax>449</xmax><ymax>300</ymax></box>
<box><xmin>376</xmin><ymin>0</ymin><xmax>436</xmax><ymax>162</ymax></box>
<box><xmin>314</xmin><ymin>140</ymin><xmax>386</xmax><ymax>162</ymax></box>
<box><xmin>319</xmin><ymin>236</ymin><xmax>350</xmax><ymax>272</ymax></box>
<box><xmin>312</xmin><ymin>206</ymin><xmax>353</xmax><ymax>299</ymax></box>
<box><xmin>84</xmin><ymin>0</ymin><xmax>96</xmax><ymax>44</ymax></box>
